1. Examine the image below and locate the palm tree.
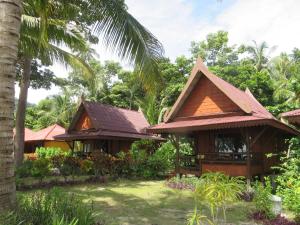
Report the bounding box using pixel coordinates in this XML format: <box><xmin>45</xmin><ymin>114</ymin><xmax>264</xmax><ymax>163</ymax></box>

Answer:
<box><xmin>0</xmin><ymin>0</ymin><xmax>22</xmax><ymax>210</ymax></box>
<box><xmin>14</xmin><ymin>0</ymin><xmax>94</xmax><ymax>166</ymax></box>
<box><xmin>269</xmin><ymin>54</ymin><xmax>300</xmax><ymax>105</ymax></box>
<box><xmin>246</xmin><ymin>41</ymin><xmax>276</xmax><ymax>71</ymax></box>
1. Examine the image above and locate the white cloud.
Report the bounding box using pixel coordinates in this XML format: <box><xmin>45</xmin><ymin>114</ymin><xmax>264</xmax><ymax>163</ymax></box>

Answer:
<box><xmin>125</xmin><ymin>0</ymin><xmax>207</xmax><ymax>59</ymax></box>
<box><xmin>199</xmin><ymin>0</ymin><xmax>300</xmax><ymax>54</ymax></box>
<box><xmin>24</xmin><ymin>0</ymin><xmax>300</xmax><ymax>103</ymax></box>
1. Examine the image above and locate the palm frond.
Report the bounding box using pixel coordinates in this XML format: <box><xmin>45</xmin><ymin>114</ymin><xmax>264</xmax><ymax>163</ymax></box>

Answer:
<box><xmin>91</xmin><ymin>0</ymin><xmax>164</xmax><ymax>90</ymax></box>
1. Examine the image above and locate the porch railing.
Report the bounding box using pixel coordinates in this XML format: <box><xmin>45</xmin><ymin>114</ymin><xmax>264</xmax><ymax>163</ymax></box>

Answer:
<box><xmin>179</xmin><ymin>152</ymin><xmax>264</xmax><ymax>170</ymax></box>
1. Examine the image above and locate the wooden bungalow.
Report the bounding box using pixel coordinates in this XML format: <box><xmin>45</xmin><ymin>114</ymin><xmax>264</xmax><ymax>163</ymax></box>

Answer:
<box><xmin>281</xmin><ymin>109</ymin><xmax>300</xmax><ymax>127</ymax></box>
<box><xmin>54</xmin><ymin>101</ymin><xmax>161</xmax><ymax>156</ymax></box>
<box><xmin>148</xmin><ymin>58</ymin><xmax>300</xmax><ymax>179</ymax></box>
<box><xmin>24</xmin><ymin>124</ymin><xmax>70</xmax><ymax>153</ymax></box>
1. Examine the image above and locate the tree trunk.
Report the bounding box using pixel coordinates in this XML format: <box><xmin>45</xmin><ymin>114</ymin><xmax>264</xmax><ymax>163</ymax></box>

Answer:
<box><xmin>15</xmin><ymin>57</ymin><xmax>31</xmax><ymax>166</ymax></box>
<box><xmin>0</xmin><ymin>0</ymin><xmax>22</xmax><ymax>210</ymax></box>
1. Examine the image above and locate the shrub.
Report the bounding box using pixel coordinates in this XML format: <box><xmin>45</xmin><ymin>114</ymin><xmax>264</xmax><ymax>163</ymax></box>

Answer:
<box><xmin>253</xmin><ymin>179</ymin><xmax>274</xmax><ymax>219</ymax></box>
<box><xmin>90</xmin><ymin>151</ymin><xmax>115</xmax><ymax>177</ymax></box>
<box><xmin>16</xmin><ymin>160</ymin><xmax>34</xmax><ymax>178</ymax></box>
<box><xmin>36</xmin><ymin>147</ymin><xmax>71</xmax><ymax>159</ymax></box>
<box><xmin>130</xmin><ymin>139</ymin><xmax>157</xmax><ymax>154</ymax></box>
<box><xmin>60</xmin><ymin>156</ymin><xmax>81</xmax><ymax>181</ymax></box>
<box><xmin>1</xmin><ymin>188</ymin><xmax>95</xmax><ymax>225</ymax></box>
<box><xmin>80</xmin><ymin>159</ymin><xmax>94</xmax><ymax>175</ymax></box>
<box><xmin>275</xmin><ymin>155</ymin><xmax>300</xmax><ymax>221</ymax></box>
<box><xmin>193</xmin><ymin>172</ymin><xmax>244</xmax><ymax>223</ymax></box>
<box><xmin>31</xmin><ymin>158</ymin><xmax>51</xmax><ymax>183</ymax></box>
<box><xmin>153</xmin><ymin>141</ymin><xmax>175</xmax><ymax>171</ymax></box>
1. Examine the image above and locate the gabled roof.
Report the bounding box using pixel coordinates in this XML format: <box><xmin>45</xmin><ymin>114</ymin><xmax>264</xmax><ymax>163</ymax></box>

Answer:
<box><xmin>13</xmin><ymin>128</ymin><xmax>36</xmax><ymax>141</ymax></box>
<box><xmin>148</xmin><ymin>59</ymin><xmax>300</xmax><ymax>136</ymax></box>
<box><xmin>26</xmin><ymin>124</ymin><xmax>66</xmax><ymax>142</ymax></box>
<box><xmin>280</xmin><ymin>109</ymin><xmax>300</xmax><ymax>126</ymax></box>
<box><xmin>165</xmin><ymin>58</ymin><xmax>253</xmax><ymax>122</ymax></box>
<box><xmin>56</xmin><ymin>101</ymin><xmax>162</xmax><ymax>140</ymax></box>
<box><xmin>281</xmin><ymin>109</ymin><xmax>300</xmax><ymax>118</ymax></box>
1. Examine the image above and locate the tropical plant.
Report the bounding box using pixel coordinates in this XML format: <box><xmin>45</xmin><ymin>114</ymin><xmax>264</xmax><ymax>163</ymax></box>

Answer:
<box><xmin>192</xmin><ymin>172</ymin><xmax>244</xmax><ymax>223</ymax></box>
<box><xmin>14</xmin><ymin>0</ymin><xmax>94</xmax><ymax>166</ymax></box>
<box><xmin>0</xmin><ymin>0</ymin><xmax>22</xmax><ymax>210</ymax></box>
<box><xmin>31</xmin><ymin>158</ymin><xmax>51</xmax><ymax>183</ymax></box>
<box><xmin>187</xmin><ymin>207</ymin><xmax>214</xmax><ymax>225</ymax></box>
<box><xmin>0</xmin><ymin>188</ymin><xmax>95</xmax><ymax>225</ymax></box>
<box><xmin>252</xmin><ymin>180</ymin><xmax>274</xmax><ymax>219</ymax></box>
<box><xmin>245</xmin><ymin>40</ymin><xmax>276</xmax><ymax>71</ymax></box>
<box><xmin>275</xmin><ymin>155</ymin><xmax>300</xmax><ymax>221</ymax></box>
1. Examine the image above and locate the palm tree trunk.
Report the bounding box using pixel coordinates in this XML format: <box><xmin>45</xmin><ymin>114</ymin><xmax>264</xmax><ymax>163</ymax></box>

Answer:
<box><xmin>0</xmin><ymin>0</ymin><xmax>22</xmax><ymax>210</ymax></box>
<box><xmin>15</xmin><ymin>57</ymin><xmax>31</xmax><ymax>166</ymax></box>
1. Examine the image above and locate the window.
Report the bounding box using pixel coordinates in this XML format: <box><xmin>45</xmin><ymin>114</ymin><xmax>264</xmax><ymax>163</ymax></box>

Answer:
<box><xmin>83</xmin><ymin>143</ymin><xmax>92</xmax><ymax>153</ymax></box>
<box><xmin>215</xmin><ymin>133</ymin><xmax>247</xmax><ymax>161</ymax></box>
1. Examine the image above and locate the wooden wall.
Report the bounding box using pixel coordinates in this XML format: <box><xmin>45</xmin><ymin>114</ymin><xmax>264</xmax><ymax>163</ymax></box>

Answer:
<box><xmin>108</xmin><ymin>140</ymin><xmax>133</xmax><ymax>155</ymax></box>
<box><xmin>195</xmin><ymin>127</ymin><xmax>284</xmax><ymax>177</ymax></box>
<box><xmin>176</xmin><ymin>76</ymin><xmax>241</xmax><ymax>118</ymax></box>
<box><xmin>44</xmin><ymin>140</ymin><xmax>70</xmax><ymax>151</ymax></box>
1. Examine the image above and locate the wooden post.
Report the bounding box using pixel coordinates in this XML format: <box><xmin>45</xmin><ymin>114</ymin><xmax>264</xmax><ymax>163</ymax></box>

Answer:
<box><xmin>245</xmin><ymin>128</ymin><xmax>251</xmax><ymax>190</ymax></box>
<box><xmin>175</xmin><ymin>134</ymin><xmax>180</xmax><ymax>176</ymax></box>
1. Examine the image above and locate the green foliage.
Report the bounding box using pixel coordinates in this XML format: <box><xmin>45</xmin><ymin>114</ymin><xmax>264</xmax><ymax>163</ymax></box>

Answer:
<box><xmin>187</xmin><ymin>207</ymin><xmax>214</xmax><ymax>225</ymax></box>
<box><xmin>154</xmin><ymin>141</ymin><xmax>176</xmax><ymax>170</ymax></box>
<box><xmin>80</xmin><ymin>159</ymin><xmax>94</xmax><ymax>175</ymax></box>
<box><xmin>36</xmin><ymin>147</ymin><xmax>70</xmax><ymax>159</ymax></box>
<box><xmin>193</xmin><ymin>172</ymin><xmax>244</xmax><ymax>223</ymax></box>
<box><xmin>16</xmin><ymin>160</ymin><xmax>34</xmax><ymax>178</ymax></box>
<box><xmin>191</xmin><ymin>31</ymin><xmax>240</xmax><ymax>66</ymax></box>
<box><xmin>1</xmin><ymin>188</ymin><xmax>94</xmax><ymax>225</ymax></box>
<box><xmin>60</xmin><ymin>157</ymin><xmax>81</xmax><ymax>180</ymax></box>
<box><xmin>31</xmin><ymin>158</ymin><xmax>51</xmax><ymax>182</ymax></box>
<box><xmin>276</xmin><ymin>155</ymin><xmax>300</xmax><ymax>219</ymax></box>
<box><xmin>253</xmin><ymin>180</ymin><xmax>274</xmax><ymax>219</ymax></box>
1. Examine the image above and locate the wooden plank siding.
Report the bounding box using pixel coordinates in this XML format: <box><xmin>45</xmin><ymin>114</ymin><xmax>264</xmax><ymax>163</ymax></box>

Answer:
<box><xmin>193</xmin><ymin>127</ymin><xmax>283</xmax><ymax>177</ymax></box>
<box><xmin>176</xmin><ymin>76</ymin><xmax>241</xmax><ymax>118</ymax></box>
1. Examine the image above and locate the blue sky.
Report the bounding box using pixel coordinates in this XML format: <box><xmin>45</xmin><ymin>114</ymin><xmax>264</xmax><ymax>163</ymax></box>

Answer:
<box><xmin>20</xmin><ymin>0</ymin><xmax>300</xmax><ymax>104</ymax></box>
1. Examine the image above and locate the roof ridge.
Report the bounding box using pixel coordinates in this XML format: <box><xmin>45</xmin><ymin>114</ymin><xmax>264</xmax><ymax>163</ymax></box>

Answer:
<box><xmin>84</xmin><ymin>101</ymin><xmax>142</xmax><ymax>114</ymax></box>
<box><xmin>44</xmin><ymin>124</ymin><xmax>58</xmax><ymax>139</ymax></box>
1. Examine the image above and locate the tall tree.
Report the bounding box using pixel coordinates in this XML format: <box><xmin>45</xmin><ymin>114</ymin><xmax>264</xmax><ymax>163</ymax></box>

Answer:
<box><xmin>15</xmin><ymin>0</ymin><xmax>93</xmax><ymax>166</ymax></box>
<box><xmin>190</xmin><ymin>31</ymin><xmax>239</xmax><ymax>66</ymax></box>
<box><xmin>0</xmin><ymin>0</ymin><xmax>22</xmax><ymax>210</ymax></box>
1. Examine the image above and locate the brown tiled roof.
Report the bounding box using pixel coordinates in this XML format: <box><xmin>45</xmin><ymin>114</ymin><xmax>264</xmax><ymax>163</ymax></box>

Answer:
<box><xmin>148</xmin><ymin>58</ymin><xmax>300</xmax><ymax>136</ymax></box>
<box><xmin>13</xmin><ymin>128</ymin><xmax>36</xmax><ymax>141</ymax></box>
<box><xmin>55</xmin><ymin>102</ymin><xmax>162</xmax><ymax>140</ymax></box>
<box><xmin>82</xmin><ymin>101</ymin><xmax>149</xmax><ymax>134</ymax></box>
<box><xmin>26</xmin><ymin>124</ymin><xmax>66</xmax><ymax>141</ymax></box>
<box><xmin>281</xmin><ymin>109</ymin><xmax>300</xmax><ymax>118</ymax></box>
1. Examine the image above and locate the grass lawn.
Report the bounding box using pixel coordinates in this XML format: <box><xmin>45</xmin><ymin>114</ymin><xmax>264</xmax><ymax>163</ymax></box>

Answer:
<box><xmin>32</xmin><ymin>179</ymin><xmax>255</xmax><ymax>225</ymax></box>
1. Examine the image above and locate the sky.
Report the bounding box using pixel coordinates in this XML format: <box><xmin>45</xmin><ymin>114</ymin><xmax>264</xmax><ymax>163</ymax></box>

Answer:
<box><xmin>19</xmin><ymin>0</ymin><xmax>300</xmax><ymax>104</ymax></box>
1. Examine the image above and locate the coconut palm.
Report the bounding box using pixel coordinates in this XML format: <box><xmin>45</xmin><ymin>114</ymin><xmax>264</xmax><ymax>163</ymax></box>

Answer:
<box><xmin>246</xmin><ymin>41</ymin><xmax>276</xmax><ymax>71</ymax></box>
<box><xmin>270</xmin><ymin>54</ymin><xmax>300</xmax><ymax>105</ymax></box>
<box><xmin>14</xmin><ymin>0</ymin><xmax>94</xmax><ymax>166</ymax></box>
<box><xmin>0</xmin><ymin>0</ymin><xmax>22</xmax><ymax>210</ymax></box>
